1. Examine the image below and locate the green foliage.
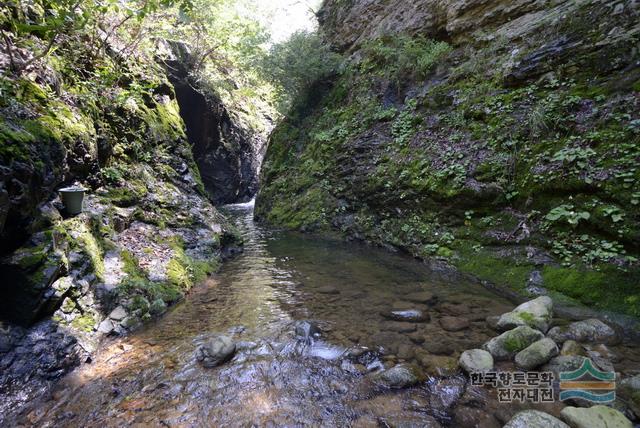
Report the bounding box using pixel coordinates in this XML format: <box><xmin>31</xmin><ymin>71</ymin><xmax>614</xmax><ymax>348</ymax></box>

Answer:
<box><xmin>258</xmin><ymin>30</ymin><xmax>343</xmax><ymax>114</ymax></box>
<box><xmin>360</xmin><ymin>34</ymin><xmax>451</xmax><ymax>83</ymax></box>
<box><xmin>544</xmin><ymin>204</ymin><xmax>591</xmax><ymax>226</ymax></box>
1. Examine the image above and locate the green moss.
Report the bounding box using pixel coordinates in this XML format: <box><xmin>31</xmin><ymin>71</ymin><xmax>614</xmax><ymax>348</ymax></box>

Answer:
<box><xmin>454</xmin><ymin>246</ymin><xmax>532</xmax><ymax>293</ymax></box>
<box><xmin>167</xmin><ymin>257</ymin><xmax>192</xmax><ymax>289</ymax></box>
<box><xmin>503</xmin><ymin>334</ymin><xmax>529</xmax><ymax>353</ymax></box>
<box><xmin>541</xmin><ymin>265</ymin><xmax>640</xmax><ymax>317</ymax></box>
<box><xmin>71</xmin><ymin>312</ymin><xmax>96</xmax><ymax>332</ymax></box>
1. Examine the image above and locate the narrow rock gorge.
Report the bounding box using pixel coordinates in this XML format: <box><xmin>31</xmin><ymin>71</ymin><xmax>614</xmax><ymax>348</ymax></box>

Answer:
<box><xmin>257</xmin><ymin>0</ymin><xmax>640</xmax><ymax>318</ymax></box>
<box><xmin>1</xmin><ymin>0</ymin><xmax>639</xmax><ymax>426</ymax></box>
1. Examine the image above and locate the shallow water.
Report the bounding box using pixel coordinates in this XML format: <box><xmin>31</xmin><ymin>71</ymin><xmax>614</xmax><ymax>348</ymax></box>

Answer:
<box><xmin>13</xmin><ymin>202</ymin><xmax>640</xmax><ymax>427</ymax></box>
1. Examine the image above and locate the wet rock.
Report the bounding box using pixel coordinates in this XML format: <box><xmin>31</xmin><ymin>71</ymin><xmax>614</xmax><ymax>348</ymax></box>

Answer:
<box><xmin>108</xmin><ymin>306</ymin><xmax>127</xmax><ymax>321</ymax></box>
<box><xmin>560</xmin><ymin>405</ymin><xmax>632</xmax><ymax>428</ymax></box>
<box><xmin>541</xmin><ymin>355</ymin><xmax>588</xmax><ymax>378</ymax></box>
<box><xmin>560</xmin><ymin>340</ymin><xmax>586</xmax><ymax>357</ymax></box>
<box><xmin>295</xmin><ymin>321</ymin><xmax>321</xmax><ymax>342</ymax></box>
<box><xmin>382</xmin><ymin>309</ymin><xmax>429</xmax><ymax>323</ymax></box>
<box><xmin>97</xmin><ymin>319</ymin><xmax>114</xmax><ymax>334</ymax></box>
<box><xmin>504</xmin><ymin>410</ymin><xmax>569</xmax><ymax>428</ymax></box>
<box><xmin>497</xmin><ymin>296</ymin><xmax>553</xmax><ymax>333</ymax></box>
<box><xmin>548</xmin><ymin>319</ymin><xmax>621</xmax><ymax>345</ymax></box>
<box><xmin>316</xmin><ymin>285</ymin><xmax>340</xmax><ymax>295</ymax></box>
<box><xmin>459</xmin><ymin>349</ymin><xmax>493</xmax><ymax>373</ymax></box>
<box><xmin>422</xmin><ymin>339</ymin><xmax>455</xmax><ymax>355</ymax></box>
<box><xmin>514</xmin><ymin>338</ymin><xmax>558</xmax><ymax>370</ymax></box>
<box><xmin>486</xmin><ymin>315</ymin><xmax>500</xmax><ymax>330</ymax></box>
<box><xmin>404</xmin><ymin>291</ymin><xmax>438</xmax><ymax>305</ymax></box>
<box><xmin>482</xmin><ymin>326</ymin><xmax>544</xmax><ymax>360</ymax></box>
<box><xmin>420</xmin><ymin>354</ymin><xmax>459</xmax><ymax>377</ymax></box>
<box><xmin>427</xmin><ymin>376</ymin><xmax>467</xmax><ymax>412</ymax></box>
<box><xmin>379</xmin><ymin>414</ymin><xmax>443</xmax><ymax>427</ymax></box>
<box><xmin>408</xmin><ymin>332</ymin><xmax>426</xmax><ymax>345</ymax></box>
<box><xmin>439</xmin><ymin>316</ymin><xmax>469</xmax><ymax>332</ymax></box>
<box><xmin>438</xmin><ymin>303</ymin><xmax>469</xmax><ymax>316</ymax></box>
<box><xmin>382</xmin><ymin>321</ymin><xmax>417</xmax><ymax>333</ymax></box>
<box><xmin>195</xmin><ymin>335</ymin><xmax>235</xmax><ymax>368</ymax></box>
<box><xmin>619</xmin><ymin>375</ymin><xmax>640</xmax><ymax>416</ymax></box>
<box><xmin>453</xmin><ymin>405</ymin><xmax>501</xmax><ymax>428</ymax></box>
<box><xmin>370</xmin><ymin>363</ymin><xmax>425</xmax><ymax>389</ymax></box>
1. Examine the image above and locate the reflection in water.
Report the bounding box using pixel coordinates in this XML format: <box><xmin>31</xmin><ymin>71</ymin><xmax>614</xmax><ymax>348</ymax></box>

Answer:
<box><xmin>12</xmin><ymin>202</ymin><xmax>640</xmax><ymax>426</ymax></box>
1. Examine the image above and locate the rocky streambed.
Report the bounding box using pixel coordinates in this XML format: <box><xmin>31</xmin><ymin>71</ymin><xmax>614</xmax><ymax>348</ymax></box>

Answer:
<box><xmin>4</xmin><ymin>202</ymin><xmax>640</xmax><ymax>427</ymax></box>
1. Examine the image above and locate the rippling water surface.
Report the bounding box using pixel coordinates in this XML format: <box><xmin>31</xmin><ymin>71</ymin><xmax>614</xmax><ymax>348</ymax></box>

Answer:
<box><xmin>14</xmin><ymin>202</ymin><xmax>640</xmax><ymax>427</ymax></box>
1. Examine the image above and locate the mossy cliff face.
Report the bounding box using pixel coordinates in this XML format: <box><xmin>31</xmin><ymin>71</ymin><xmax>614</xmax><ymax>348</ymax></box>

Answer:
<box><xmin>0</xmin><ymin>3</ymin><xmax>242</xmax><ymax>396</ymax></box>
<box><xmin>256</xmin><ymin>0</ymin><xmax>640</xmax><ymax>317</ymax></box>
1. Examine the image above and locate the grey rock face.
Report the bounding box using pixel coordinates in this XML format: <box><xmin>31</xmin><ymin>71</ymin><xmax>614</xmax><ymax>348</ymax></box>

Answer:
<box><xmin>370</xmin><ymin>363</ymin><xmax>424</xmax><ymax>389</ymax></box>
<box><xmin>165</xmin><ymin>46</ymin><xmax>265</xmax><ymax>205</ymax></box>
<box><xmin>496</xmin><ymin>296</ymin><xmax>553</xmax><ymax>333</ymax></box>
<box><xmin>548</xmin><ymin>319</ymin><xmax>621</xmax><ymax>345</ymax></box>
<box><xmin>560</xmin><ymin>405</ymin><xmax>633</xmax><ymax>428</ymax></box>
<box><xmin>514</xmin><ymin>338</ymin><xmax>558</xmax><ymax>370</ymax></box>
<box><xmin>459</xmin><ymin>349</ymin><xmax>493</xmax><ymax>373</ymax></box>
<box><xmin>195</xmin><ymin>335</ymin><xmax>236</xmax><ymax>368</ymax></box>
<box><xmin>541</xmin><ymin>355</ymin><xmax>588</xmax><ymax>378</ymax></box>
<box><xmin>482</xmin><ymin>326</ymin><xmax>544</xmax><ymax>360</ymax></box>
<box><xmin>503</xmin><ymin>410</ymin><xmax>569</xmax><ymax>428</ymax></box>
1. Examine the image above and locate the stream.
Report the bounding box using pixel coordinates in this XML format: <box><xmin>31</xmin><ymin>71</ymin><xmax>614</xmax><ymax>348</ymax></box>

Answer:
<box><xmin>12</xmin><ymin>201</ymin><xmax>640</xmax><ymax>427</ymax></box>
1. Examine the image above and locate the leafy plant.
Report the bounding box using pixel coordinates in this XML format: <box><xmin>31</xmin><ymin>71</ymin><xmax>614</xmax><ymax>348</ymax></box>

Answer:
<box><xmin>545</xmin><ymin>204</ymin><xmax>590</xmax><ymax>226</ymax></box>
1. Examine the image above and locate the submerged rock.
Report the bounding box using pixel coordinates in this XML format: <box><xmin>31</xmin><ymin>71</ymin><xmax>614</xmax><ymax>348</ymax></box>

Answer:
<box><xmin>382</xmin><ymin>309</ymin><xmax>429</xmax><ymax>322</ymax></box>
<box><xmin>420</xmin><ymin>354</ymin><xmax>459</xmax><ymax>377</ymax></box>
<box><xmin>195</xmin><ymin>335</ymin><xmax>236</xmax><ymax>368</ymax></box>
<box><xmin>370</xmin><ymin>363</ymin><xmax>425</xmax><ymax>389</ymax></box>
<box><xmin>496</xmin><ymin>296</ymin><xmax>553</xmax><ymax>333</ymax></box>
<box><xmin>404</xmin><ymin>291</ymin><xmax>438</xmax><ymax>305</ymax></box>
<box><xmin>482</xmin><ymin>326</ymin><xmax>544</xmax><ymax>360</ymax></box>
<box><xmin>514</xmin><ymin>338</ymin><xmax>558</xmax><ymax>370</ymax></box>
<box><xmin>504</xmin><ymin>410</ymin><xmax>569</xmax><ymax>428</ymax></box>
<box><xmin>560</xmin><ymin>405</ymin><xmax>632</xmax><ymax>428</ymax></box>
<box><xmin>439</xmin><ymin>316</ymin><xmax>469</xmax><ymax>332</ymax></box>
<box><xmin>548</xmin><ymin>319</ymin><xmax>621</xmax><ymax>345</ymax></box>
<box><xmin>459</xmin><ymin>349</ymin><xmax>493</xmax><ymax>373</ymax></box>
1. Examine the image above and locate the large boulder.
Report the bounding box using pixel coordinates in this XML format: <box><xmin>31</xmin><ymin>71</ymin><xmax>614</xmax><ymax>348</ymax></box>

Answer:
<box><xmin>195</xmin><ymin>335</ymin><xmax>236</xmax><ymax>368</ymax></box>
<box><xmin>514</xmin><ymin>338</ymin><xmax>559</xmax><ymax>370</ymax></box>
<box><xmin>483</xmin><ymin>326</ymin><xmax>544</xmax><ymax>360</ymax></box>
<box><xmin>496</xmin><ymin>296</ymin><xmax>553</xmax><ymax>333</ymax></box>
<box><xmin>459</xmin><ymin>349</ymin><xmax>493</xmax><ymax>373</ymax></box>
<box><xmin>548</xmin><ymin>319</ymin><xmax>621</xmax><ymax>345</ymax></box>
<box><xmin>541</xmin><ymin>355</ymin><xmax>588</xmax><ymax>378</ymax></box>
<box><xmin>504</xmin><ymin>410</ymin><xmax>569</xmax><ymax>428</ymax></box>
<box><xmin>370</xmin><ymin>363</ymin><xmax>425</xmax><ymax>389</ymax></box>
<box><xmin>560</xmin><ymin>405</ymin><xmax>633</xmax><ymax>428</ymax></box>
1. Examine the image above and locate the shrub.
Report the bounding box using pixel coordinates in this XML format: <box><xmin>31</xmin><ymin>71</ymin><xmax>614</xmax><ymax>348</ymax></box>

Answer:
<box><xmin>258</xmin><ymin>30</ymin><xmax>343</xmax><ymax>114</ymax></box>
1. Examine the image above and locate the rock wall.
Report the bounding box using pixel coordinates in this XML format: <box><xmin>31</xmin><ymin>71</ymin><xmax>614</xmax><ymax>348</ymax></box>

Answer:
<box><xmin>257</xmin><ymin>0</ymin><xmax>640</xmax><ymax>317</ymax></box>
<box><xmin>165</xmin><ymin>45</ymin><xmax>266</xmax><ymax>205</ymax></box>
<box><xmin>0</xmin><ymin>12</ymin><xmax>241</xmax><ymax>418</ymax></box>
